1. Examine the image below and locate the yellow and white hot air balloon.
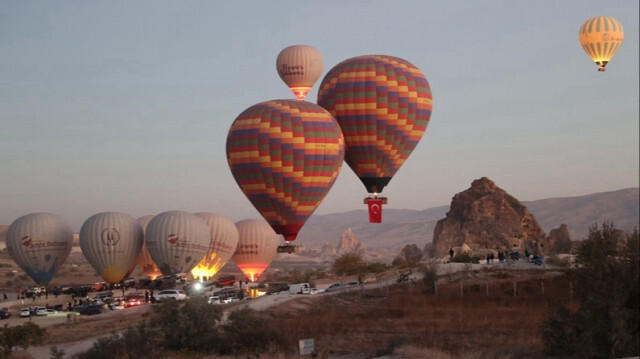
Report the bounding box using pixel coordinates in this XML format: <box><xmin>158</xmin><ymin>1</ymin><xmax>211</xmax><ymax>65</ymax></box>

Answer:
<box><xmin>232</xmin><ymin>219</ymin><xmax>280</xmax><ymax>282</ymax></box>
<box><xmin>191</xmin><ymin>213</ymin><xmax>239</xmax><ymax>281</ymax></box>
<box><xmin>276</xmin><ymin>45</ymin><xmax>323</xmax><ymax>100</ymax></box>
<box><xmin>80</xmin><ymin>212</ymin><xmax>143</xmax><ymax>284</ymax></box>
<box><xmin>579</xmin><ymin>16</ymin><xmax>624</xmax><ymax>72</ymax></box>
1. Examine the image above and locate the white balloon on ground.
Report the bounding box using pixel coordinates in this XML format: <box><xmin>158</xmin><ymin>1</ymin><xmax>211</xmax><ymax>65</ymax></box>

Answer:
<box><xmin>232</xmin><ymin>219</ymin><xmax>280</xmax><ymax>282</ymax></box>
<box><xmin>6</xmin><ymin>213</ymin><xmax>73</xmax><ymax>285</ymax></box>
<box><xmin>79</xmin><ymin>212</ymin><xmax>143</xmax><ymax>284</ymax></box>
<box><xmin>191</xmin><ymin>212</ymin><xmax>239</xmax><ymax>281</ymax></box>
<box><xmin>136</xmin><ymin>215</ymin><xmax>162</xmax><ymax>280</ymax></box>
<box><xmin>145</xmin><ymin>211</ymin><xmax>210</xmax><ymax>276</ymax></box>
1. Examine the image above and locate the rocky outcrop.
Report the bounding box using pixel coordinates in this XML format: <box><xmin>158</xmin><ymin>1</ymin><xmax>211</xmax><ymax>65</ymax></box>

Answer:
<box><xmin>547</xmin><ymin>224</ymin><xmax>573</xmax><ymax>254</ymax></box>
<box><xmin>393</xmin><ymin>244</ymin><xmax>424</xmax><ymax>266</ymax></box>
<box><xmin>430</xmin><ymin>177</ymin><xmax>548</xmax><ymax>257</ymax></box>
<box><xmin>336</xmin><ymin>228</ymin><xmax>364</xmax><ymax>254</ymax></box>
<box><xmin>320</xmin><ymin>242</ymin><xmax>337</xmax><ymax>259</ymax></box>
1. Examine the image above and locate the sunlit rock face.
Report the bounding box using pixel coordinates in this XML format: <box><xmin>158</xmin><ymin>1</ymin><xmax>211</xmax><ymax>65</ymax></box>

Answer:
<box><xmin>431</xmin><ymin>177</ymin><xmax>548</xmax><ymax>257</ymax></box>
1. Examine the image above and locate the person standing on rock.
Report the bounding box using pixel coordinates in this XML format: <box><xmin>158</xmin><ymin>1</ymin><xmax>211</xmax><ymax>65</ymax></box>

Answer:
<box><xmin>449</xmin><ymin>248</ymin><xmax>454</xmax><ymax>260</ymax></box>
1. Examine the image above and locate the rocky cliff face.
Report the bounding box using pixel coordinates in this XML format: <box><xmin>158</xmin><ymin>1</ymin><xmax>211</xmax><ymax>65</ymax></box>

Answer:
<box><xmin>336</xmin><ymin>228</ymin><xmax>364</xmax><ymax>254</ymax></box>
<box><xmin>430</xmin><ymin>177</ymin><xmax>548</xmax><ymax>257</ymax></box>
<box><xmin>547</xmin><ymin>224</ymin><xmax>573</xmax><ymax>254</ymax></box>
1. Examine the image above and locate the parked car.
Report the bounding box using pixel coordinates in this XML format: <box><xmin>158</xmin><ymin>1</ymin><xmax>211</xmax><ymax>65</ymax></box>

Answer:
<box><xmin>19</xmin><ymin>308</ymin><xmax>31</xmax><ymax>318</ymax></box>
<box><xmin>124</xmin><ymin>296</ymin><xmax>145</xmax><ymax>308</ymax></box>
<box><xmin>0</xmin><ymin>310</ymin><xmax>11</xmax><ymax>319</ymax></box>
<box><xmin>79</xmin><ymin>305</ymin><xmax>105</xmax><ymax>315</ymax></box>
<box><xmin>324</xmin><ymin>283</ymin><xmax>344</xmax><ymax>292</ymax></box>
<box><xmin>154</xmin><ymin>289</ymin><xmax>187</xmax><ymax>301</ymax></box>
<box><xmin>44</xmin><ymin>309</ymin><xmax>58</xmax><ymax>316</ymax></box>
<box><xmin>35</xmin><ymin>307</ymin><xmax>47</xmax><ymax>316</ymax></box>
<box><xmin>207</xmin><ymin>295</ymin><xmax>221</xmax><ymax>304</ymax></box>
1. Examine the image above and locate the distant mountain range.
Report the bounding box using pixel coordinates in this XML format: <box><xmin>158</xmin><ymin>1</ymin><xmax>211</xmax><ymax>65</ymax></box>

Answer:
<box><xmin>296</xmin><ymin>188</ymin><xmax>639</xmax><ymax>251</ymax></box>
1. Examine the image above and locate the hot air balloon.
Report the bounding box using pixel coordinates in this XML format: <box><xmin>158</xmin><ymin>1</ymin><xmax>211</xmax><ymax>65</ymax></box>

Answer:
<box><xmin>579</xmin><ymin>16</ymin><xmax>624</xmax><ymax>72</ymax></box>
<box><xmin>136</xmin><ymin>215</ymin><xmax>162</xmax><ymax>280</ymax></box>
<box><xmin>232</xmin><ymin>219</ymin><xmax>280</xmax><ymax>282</ymax></box>
<box><xmin>79</xmin><ymin>212</ymin><xmax>143</xmax><ymax>284</ymax></box>
<box><xmin>6</xmin><ymin>213</ymin><xmax>73</xmax><ymax>285</ymax></box>
<box><xmin>191</xmin><ymin>212</ymin><xmax>239</xmax><ymax>281</ymax></box>
<box><xmin>145</xmin><ymin>211</ymin><xmax>209</xmax><ymax>276</ymax></box>
<box><xmin>226</xmin><ymin>99</ymin><xmax>345</xmax><ymax>253</ymax></box>
<box><xmin>317</xmin><ymin>55</ymin><xmax>433</xmax><ymax>222</ymax></box>
<box><xmin>276</xmin><ymin>45</ymin><xmax>324</xmax><ymax>100</ymax></box>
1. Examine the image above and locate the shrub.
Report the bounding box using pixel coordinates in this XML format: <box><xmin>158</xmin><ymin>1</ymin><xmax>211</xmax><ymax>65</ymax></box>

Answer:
<box><xmin>418</xmin><ymin>264</ymin><xmax>437</xmax><ymax>294</ymax></box>
<box><xmin>0</xmin><ymin>321</ymin><xmax>47</xmax><ymax>358</ymax></box>
<box><xmin>332</xmin><ymin>253</ymin><xmax>367</xmax><ymax>276</ymax></box>
<box><xmin>222</xmin><ymin>307</ymin><xmax>286</xmax><ymax>357</ymax></box>
<box><xmin>451</xmin><ymin>251</ymin><xmax>480</xmax><ymax>264</ymax></box>
<box><xmin>540</xmin><ymin>223</ymin><xmax>639</xmax><ymax>358</ymax></box>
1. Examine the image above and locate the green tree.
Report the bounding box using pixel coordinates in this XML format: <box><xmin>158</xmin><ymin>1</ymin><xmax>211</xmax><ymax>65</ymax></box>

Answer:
<box><xmin>332</xmin><ymin>253</ymin><xmax>367</xmax><ymax>276</ymax></box>
<box><xmin>541</xmin><ymin>223</ymin><xmax>639</xmax><ymax>358</ymax></box>
<box><xmin>0</xmin><ymin>321</ymin><xmax>47</xmax><ymax>358</ymax></box>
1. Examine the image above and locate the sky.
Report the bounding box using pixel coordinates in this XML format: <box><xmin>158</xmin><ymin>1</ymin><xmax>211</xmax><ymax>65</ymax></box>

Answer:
<box><xmin>1</xmin><ymin>0</ymin><xmax>638</xmax><ymax>231</ymax></box>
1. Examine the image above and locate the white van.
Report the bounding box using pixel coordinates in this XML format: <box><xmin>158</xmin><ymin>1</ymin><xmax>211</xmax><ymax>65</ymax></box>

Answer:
<box><xmin>289</xmin><ymin>283</ymin><xmax>311</xmax><ymax>294</ymax></box>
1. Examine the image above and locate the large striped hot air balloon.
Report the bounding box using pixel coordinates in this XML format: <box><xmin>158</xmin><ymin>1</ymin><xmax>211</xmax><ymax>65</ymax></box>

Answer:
<box><xmin>317</xmin><ymin>55</ymin><xmax>433</xmax><ymax>222</ymax></box>
<box><xmin>276</xmin><ymin>45</ymin><xmax>324</xmax><ymax>100</ymax></box>
<box><xmin>579</xmin><ymin>16</ymin><xmax>624</xmax><ymax>72</ymax></box>
<box><xmin>232</xmin><ymin>219</ymin><xmax>280</xmax><ymax>282</ymax></box>
<box><xmin>80</xmin><ymin>212</ymin><xmax>143</xmax><ymax>284</ymax></box>
<box><xmin>6</xmin><ymin>213</ymin><xmax>73</xmax><ymax>285</ymax></box>
<box><xmin>226</xmin><ymin>99</ymin><xmax>344</xmax><ymax>252</ymax></box>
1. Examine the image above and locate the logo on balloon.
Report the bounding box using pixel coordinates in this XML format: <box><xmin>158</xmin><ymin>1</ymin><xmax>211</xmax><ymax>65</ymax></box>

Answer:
<box><xmin>602</xmin><ymin>33</ymin><xmax>610</xmax><ymax>41</ymax></box>
<box><xmin>167</xmin><ymin>234</ymin><xmax>179</xmax><ymax>245</ymax></box>
<box><xmin>101</xmin><ymin>228</ymin><xmax>121</xmax><ymax>247</ymax></box>
<box><xmin>21</xmin><ymin>236</ymin><xmax>32</xmax><ymax>248</ymax></box>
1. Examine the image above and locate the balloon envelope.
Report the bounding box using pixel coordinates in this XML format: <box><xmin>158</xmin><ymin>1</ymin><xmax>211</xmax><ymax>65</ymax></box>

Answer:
<box><xmin>80</xmin><ymin>212</ymin><xmax>143</xmax><ymax>284</ymax></box>
<box><xmin>136</xmin><ymin>215</ymin><xmax>162</xmax><ymax>280</ymax></box>
<box><xmin>232</xmin><ymin>219</ymin><xmax>280</xmax><ymax>282</ymax></box>
<box><xmin>317</xmin><ymin>55</ymin><xmax>433</xmax><ymax>194</ymax></box>
<box><xmin>145</xmin><ymin>211</ymin><xmax>209</xmax><ymax>276</ymax></box>
<box><xmin>6</xmin><ymin>213</ymin><xmax>73</xmax><ymax>285</ymax></box>
<box><xmin>226</xmin><ymin>99</ymin><xmax>344</xmax><ymax>243</ymax></box>
<box><xmin>191</xmin><ymin>213</ymin><xmax>239</xmax><ymax>281</ymax></box>
<box><xmin>579</xmin><ymin>16</ymin><xmax>624</xmax><ymax>71</ymax></box>
<box><xmin>276</xmin><ymin>45</ymin><xmax>323</xmax><ymax>100</ymax></box>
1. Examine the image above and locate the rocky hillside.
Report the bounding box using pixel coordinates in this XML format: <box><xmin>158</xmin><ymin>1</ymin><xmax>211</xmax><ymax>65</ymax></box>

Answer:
<box><xmin>525</xmin><ymin>188</ymin><xmax>639</xmax><ymax>241</ymax></box>
<box><xmin>429</xmin><ymin>177</ymin><xmax>548</xmax><ymax>257</ymax></box>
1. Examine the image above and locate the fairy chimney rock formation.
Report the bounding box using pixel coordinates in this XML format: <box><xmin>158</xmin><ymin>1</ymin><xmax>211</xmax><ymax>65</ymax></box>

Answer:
<box><xmin>430</xmin><ymin>177</ymin><xmax>548</xmax><ymax>257</ymax></box>
<box><xmin>320</xmin><ymin>242</ymin><xmax>337</xmax><ymax>259</ymax></box>
<box><xmin>336</xmin><ymin>228</ymin><xmax>364</xmax><ymax>254</ymax></box>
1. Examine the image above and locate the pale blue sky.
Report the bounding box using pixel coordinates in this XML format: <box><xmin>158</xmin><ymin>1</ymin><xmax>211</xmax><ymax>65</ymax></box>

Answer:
<box><xmin>1</xmin><ymin>0</ymin><xmax>638</xmax><ymax>230</ymax></box>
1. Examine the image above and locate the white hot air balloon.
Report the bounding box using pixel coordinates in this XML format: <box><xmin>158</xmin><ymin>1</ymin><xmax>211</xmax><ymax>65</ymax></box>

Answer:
<box><xmin>6</xmin><ymin>213</ymin><xmax>73</xmax><ymax>285</ymax></box>
<box><xmin>145</xmin><ymin>211</ymin><xmax>210</xmax><ymax>276</ymax></box>
<box><xmin>80</xmin><ymin>212</ymin><xmax>143</xmax><ymax>284</ymax></box>
<box><xmin>191</xmin><ymin>212</ymin><xmax>239</xmax><ymax>281</ymax></box>
<box><xmin>232</xmin><ymin>219</ymin><xmax>280</xmax><ymax>282</ymax></box>
<box><xmin>136</xmin><ymin>215</ymin><xmax>162</xmax><ymax>280</ymax></box>
<box><xmin>276</xmin><ymin>45</ymin><xmax>323</xmax><ymax>100</ymax></box>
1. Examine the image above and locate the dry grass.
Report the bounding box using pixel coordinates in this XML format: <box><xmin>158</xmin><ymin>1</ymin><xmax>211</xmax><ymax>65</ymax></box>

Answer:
<box><xmin>263</xmin><ymin>270</ymin><xmax>573</xmax><ymax>358</ymax></box>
